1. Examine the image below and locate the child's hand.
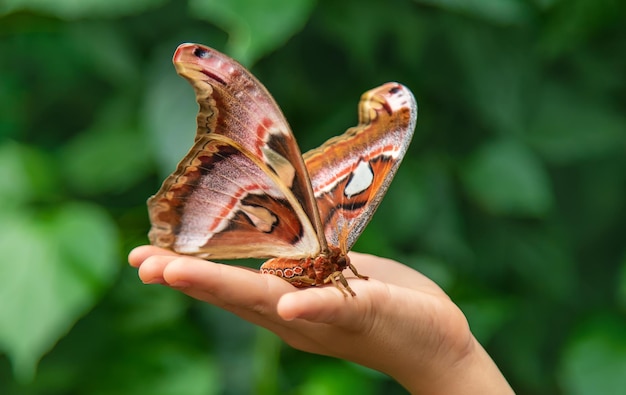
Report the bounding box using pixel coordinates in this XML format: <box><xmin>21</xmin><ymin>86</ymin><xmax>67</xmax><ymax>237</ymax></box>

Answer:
<box><xmin>129</xmin><ymin>246</ymin><xmax>513</xmax><ymax>394</ymax></box>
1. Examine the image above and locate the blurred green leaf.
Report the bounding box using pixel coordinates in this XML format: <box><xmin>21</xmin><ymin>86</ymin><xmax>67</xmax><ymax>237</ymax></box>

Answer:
<box><xmin>61</xmin><ymin>96</ymin><xmax>153</xmax><ymax>195</ymax></box>
<box><xmin>252</xmin><ymin>328</ymin><xmax>281</xmax><ymax>394</ymax></box>
<box><xmin>0</xmin><ymin>142</ymin><xmax>36</xmax><ymax>205</ymax></box>
<box><xmin>459</xmin><ymin>297</ymin><xmax>515</xmax><ymax>344</ymax></box>
<box><xmin>142</xmin><ymin>45</ymin><xmax>198</xmax><ymax>177</ymax></box>
<box><xmin>113</xmin><ymin>273</ymin><xmax>191</xmax><ymax>334</ymax></box>
<box><xmin>90</xmin><ymin>341</ymin><xmax>219</xmax><ymax>395</ymax></box>
<box><xmin>461</xmin><ymin>139</ymin><xmax>553</xmax><ymax>216</ymax></box>
<box><xmin>0</xmin><ymin>142</ymin><xmax>58</xmax><ymax>206</ymax></box>
<box><xmin>559</xmin><ymin>315</ymin><xmax>626</xmax><ymax>395</ymax></box>
<box><xmin>531</xmin><ymin>0</ymin><xmax>559</xmax><ymax>10</ymax></box>
<box><xmin>319</xmin><ymin>0</ymin><xmax>426</xmax><ymax>69</ymax></box>
<box><xmin>414</xmin><ymin>0</ymin><xmax>533</xmax><ymax>25</ymax></box>
<box><xmin>527</xmin><ymin>82</ymin><xmax>626</xmax><ymax>164</ymax></box>
<box><xmin>189</xmin><ymin>0</ymin><xmax>315</xmax><ymax>65</ymax></box>
<box><xmin>297</xmin><ymin>359</ymin><xmax>377</xmax><ymax>395</ymax></box>
<box><xmin>617</xmin><ymin>253</ymin><xmax>626</xmax><ymax>312</ymax></box>
<box><xmin>406</xmin><ymin>254</ymin><xmax>455</xmax><ymax>291</ymax></box>
<box><xmin>0</xmin><ymin>76</ymin><xmax>27</xmax><ymax>140</ymax></box>
<box><xmin>66</xmin><ymin>23</ymin><xmax>141</xmax><ymax>87</ymax></box>
<box><xmin>541</xmin><ymin>0</ymin><xmax>626</xmax><ymax>56</ymax></box>
<box><xmin>0</xmin><ymin>0</ymin><xmax>168</xmax><ymax>18</ymax></box>
<box><xmin>449</xmin><ymin>27</ymin><xmax>537</xmax><ymax>136</ymax></box>
<box><xmin>505</xmin><ymin>227</ymin><xmax>575</xmax><ymax>301</ymax></box>
<box><xmin>0</xmin><ymin>202</ymin><xmax>118</xmax><ymax>381</ymax></box>
<box><xmin>399</xmin><ymin>158</ymin><xmax>472</xmax><ymax>264</ymax></box>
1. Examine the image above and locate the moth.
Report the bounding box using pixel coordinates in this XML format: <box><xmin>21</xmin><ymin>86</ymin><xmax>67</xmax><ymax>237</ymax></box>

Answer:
<box><xmin>148</xmin><ymin>43</ymin><xmax>417</xmax><ymax>296</ymax></box>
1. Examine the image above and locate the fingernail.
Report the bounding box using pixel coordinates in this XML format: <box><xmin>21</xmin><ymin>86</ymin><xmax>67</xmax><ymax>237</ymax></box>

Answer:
<box><xmin>169</xmin><ymin>281</ymin><xmax>191</xmax><ymax>288</ymax></box>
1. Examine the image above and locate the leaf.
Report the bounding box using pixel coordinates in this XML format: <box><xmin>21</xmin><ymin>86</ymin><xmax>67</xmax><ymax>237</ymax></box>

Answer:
<box><xmin>141</xmin><ymin>46</ymin><xmax>199</xmax><ymax>177</ymax></box>
<box><xmin>407</xmin><ymin>255</ymin><xmax>455</xmax><ymax>291</ymax></box>
<box><xmin>559</xmin><ymin>315</ymin><xmax>626</xmax><ymax>395</ymax></box>
<box><xmin>488</xmin><ymin>225</ymin><xmax>575</xmax><ymax>301</ymax></box>
<box><xmin>411</xmin><ymin>159</ymin><xmax>473</xmax><ymax>263</ymax></box>
<box><xmin>527</xmin><ymin>82</ymin><xmax>626</xmax><ymax>164</ymax></box>
<box><xmin>0</xmin><ymin>203</ymin><xmax>119</xmax><ymax>381</ymax></box>
<box><xmin>0</xmin><ymin>142</ymin><xmax>58</xmax><ymax>207</ymax></box>
<box><xmin>65</xmin><ymin>23</ymin><xmax>141</xmax><ymax>87</ymax></box>
<box><xmin>617</xmin><ymin>253</ymin><xmax>626</xmax><ymax>312</ymax></box>
<box><xmin>459</xmin><ymin>297</ymin><xmax>515</xmax><ymax>344</ymax></box>
<box><xmin>0</xmin><ymin>0</ymin><xmax>168</xmax><ymax>19</ymax></box>
<box><xmin>540</xmin><ymin>0</ymin><xmax>626</xmax><ymax>56</ymax></box>
<box><xmin>413</xmin><ymin>0</ymin><xmax>533</xmax><ymax>25</ymax></box>
<box><xmin>60</xmin><ymin>96</ymin><xmax>153</xmax><ymax>195</ymax></box>
<box><xmin>297</xmin><ymin>359</ymin><xmax>377</xmax><ymax>395</ymax></box>
<box><xmin>461</xmin><ymin>139</ymin><xmax>553</xmax><ymax>216</ymax></box>
<box><xmin>89</xmin><ymin>341</ymin><xmax>219</xmax><ymax>395</ymax></box>
<box><xmin>0</xmin><ymin>74</ymin><xmax>27</xmax><ymax>140</ymax></box>
<box><xmin>320</xmin><ymin>0</ymin><xmax>424</xmax><ymax>68</ymax></box>
<box><xmin>252</xmin><ymin>328</ymin><xmax>281</xmax><ymax>394</ymax></box>
<box><xmin>0</xmin><ymin>142</ymin><xmax>36</xmax><ymax>205</ymax></box>
<box><xmin>447</xmin><ymin>23</ymin><xmax>537</xmax><ymax>137</ymax></box>
<box><xmin>188</xmin><ymin>0</ymin><xmax>316</xmax><ymax>65</ymax></box>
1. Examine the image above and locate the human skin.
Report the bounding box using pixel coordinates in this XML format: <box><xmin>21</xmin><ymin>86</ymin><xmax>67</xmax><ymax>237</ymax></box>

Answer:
<box><xmin>128</xmin><ymin>246</ymin><xmax>514</xmax><ymax>395</ymax></box>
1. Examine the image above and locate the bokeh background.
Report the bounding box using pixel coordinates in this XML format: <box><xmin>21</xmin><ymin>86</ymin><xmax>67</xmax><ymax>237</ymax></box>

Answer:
<box><xmin>1</xmin><ymin>0</ymin><xmax>626</xmax><ymax>394</ymax></box>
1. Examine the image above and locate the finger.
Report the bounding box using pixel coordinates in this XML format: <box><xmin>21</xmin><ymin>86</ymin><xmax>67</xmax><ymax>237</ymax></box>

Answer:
<box><xmin>276</xmin><ymin>279</ymin><xmax>378</xmax><ymax>331</ymax></box>
<box><xmin>161</xmin><ymin>257</ymin><xmax>296</xmax><ymax>317</ymax></box>
<box><xmin>161</xmin><ymin>258</ymin><xmax>325</xmax><ymax>338</ymax></box>
<box><xmin>136</xmin><ymin>254</ymin><xmax>177</xmax><ymax>284</ymax></box>
<box><xmin>349</xmin><ymin>252</ymin><xmax>445</xmax><ymax>293</ymax></box>
<box><xmin>128</xmin><ymin>245</ymin><xmax>178</xmax><ymax>267</ymax></box>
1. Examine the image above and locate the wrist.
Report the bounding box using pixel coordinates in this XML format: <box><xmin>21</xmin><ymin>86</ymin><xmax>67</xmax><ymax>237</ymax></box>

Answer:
<box><xmin>400</xmin><ymin>336</ymin><xmax>514</xmax><ymax>395</ymax></box>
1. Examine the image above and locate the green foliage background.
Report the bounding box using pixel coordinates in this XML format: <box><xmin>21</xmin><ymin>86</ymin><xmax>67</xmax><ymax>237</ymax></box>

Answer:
<box><xmin>1</xmin><ymin>0</ymin><xmax>626</xmax><ymax>394</ymax></box>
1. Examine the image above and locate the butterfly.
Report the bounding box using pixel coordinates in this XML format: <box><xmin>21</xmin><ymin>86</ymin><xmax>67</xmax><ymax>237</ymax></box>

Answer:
<box><xmin>147</xmin><ymin>43</ymin><xmax>417</xmax><ymax>296</ymax></box>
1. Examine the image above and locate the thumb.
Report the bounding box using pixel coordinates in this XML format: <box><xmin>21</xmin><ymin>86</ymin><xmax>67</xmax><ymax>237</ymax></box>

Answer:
<box><xmin>277</xmin><ymin>285</ymin><xmax>374</xmax><ymax>330</ymax></box>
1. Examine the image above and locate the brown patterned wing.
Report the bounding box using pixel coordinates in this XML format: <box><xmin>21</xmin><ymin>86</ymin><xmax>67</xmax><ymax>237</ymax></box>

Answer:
<box><xmin>148</xmin><ymin>134</ymin><xmax>320</xmax><ymax>259</ymax></box>
<box><xmin>171</xmin><ymin>44</ymin><xmax>327</xmax><ymax>251</ymax></box>
<box><xmin>303</xmin><ymin>83</ymin><xmax>417</xmax><ymax>251</ymax></box>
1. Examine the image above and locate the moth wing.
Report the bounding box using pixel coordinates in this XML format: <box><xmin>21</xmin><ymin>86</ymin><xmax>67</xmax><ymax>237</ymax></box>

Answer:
<box><xmin>148</xmin><ymin>135</ymin><xmax>319</xmax><ymax>259</ymax></box>
<box><xmin>172</xmin><ymin>44</ymin><xmax>326</xmax><ymax>247</ymax></box>
<box><xmin>304</xmin><ymin>83</ymin><xmax>417</xmax><ymax>251</ymax></box>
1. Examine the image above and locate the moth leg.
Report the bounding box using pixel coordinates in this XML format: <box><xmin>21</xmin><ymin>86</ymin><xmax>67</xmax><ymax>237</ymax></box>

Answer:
<box><xmin>285</xmin><ymin>276</ymin><xmax>316</xmax><ymax>286</ymax></box>
<box><xmin>324</xmin><ymin>272</ymin><xmax>356</xmax><ymax>297</ymax></box>
<box><xmin>348</xmin><ymin>262</ymin><xmax>369</xmax><ymax>281</ymax></box>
